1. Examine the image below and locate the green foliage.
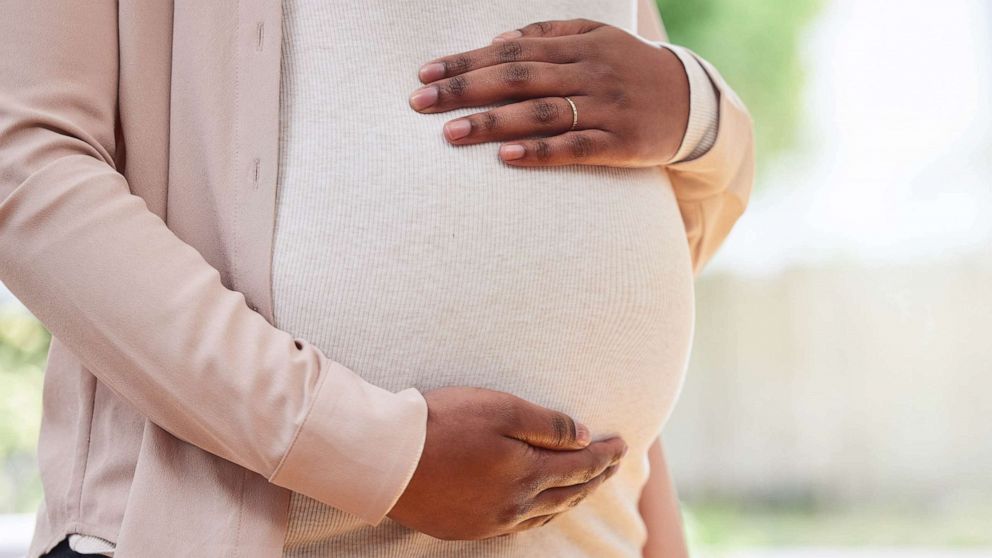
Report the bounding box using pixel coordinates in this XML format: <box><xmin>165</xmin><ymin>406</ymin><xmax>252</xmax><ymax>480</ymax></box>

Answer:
<box><xmin>682</xmin><ymin>501</ymin><xmax>992</xmax><ymax>548</ymax></box>
<box><xmin>657</xmin><ymin>0</ymin><xmax>823</xmax><ymax>167</ymax></box>
<box><xmin>0</xmin><ymin>305</ymin><xmax>49</xmax><ymax>512</ymax></box>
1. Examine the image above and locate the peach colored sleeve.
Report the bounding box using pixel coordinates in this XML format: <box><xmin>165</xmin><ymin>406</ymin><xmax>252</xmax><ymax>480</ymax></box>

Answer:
<box><xmin>637</xmin><ymin>0</ymin><xmax>756</xmax><ymax>274</ymax></box>
<box><xmin>0</xmin><ymin>2</ymin><xmax>426</xmax><ymax>526</ymax></box>
<box><xmin>638</xmin><ymin>436</ymin><xmax>690</xmax><ymax>558</ymax></box>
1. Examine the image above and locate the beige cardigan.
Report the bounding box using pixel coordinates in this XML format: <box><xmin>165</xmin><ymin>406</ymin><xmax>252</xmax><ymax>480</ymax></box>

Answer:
<box><xmin>0</xmin><ymin>2</ymin><xmax>753</xmax><ymax>557</ymax></box>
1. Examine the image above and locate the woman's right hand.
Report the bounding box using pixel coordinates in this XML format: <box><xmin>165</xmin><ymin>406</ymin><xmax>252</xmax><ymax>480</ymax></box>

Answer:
<box><xmin>387</xmin><ymin>386</ymin><xmax>628</xmax><ymax>540</ymax></box>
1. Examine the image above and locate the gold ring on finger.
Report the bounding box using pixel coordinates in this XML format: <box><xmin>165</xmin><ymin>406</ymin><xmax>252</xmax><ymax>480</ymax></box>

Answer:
<box><xmin>563</xmin><ymin>96</ymin><xmax>578</xmax><ymax>131</ymax></box>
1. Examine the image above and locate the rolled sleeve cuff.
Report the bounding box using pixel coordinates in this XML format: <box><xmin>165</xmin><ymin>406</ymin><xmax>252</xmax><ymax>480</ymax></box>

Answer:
<box><xmin>663</xmin><ymin>51</ymin><xmax>756</xmax><ymax>273</ymax></box>
<box><xmin>268</xmin><ymin>360</ymin><xmax>429</xmax><ymax>526</ymax></box>
<box><xmin>665</xmin><ymin>52</ymin><xmax>755</xmax><ymax>201</ymax></box>
<box><xmin>657</xmin><ymin>42</ymin><xmax>721</xmax><ymax>165</ymax></box>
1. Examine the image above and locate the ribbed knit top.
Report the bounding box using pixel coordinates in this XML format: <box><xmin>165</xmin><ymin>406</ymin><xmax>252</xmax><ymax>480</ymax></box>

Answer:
<box><xmin>271</xmin><ymin>1</ymin><xmax>696</xmax><ymax>556</ymax></box>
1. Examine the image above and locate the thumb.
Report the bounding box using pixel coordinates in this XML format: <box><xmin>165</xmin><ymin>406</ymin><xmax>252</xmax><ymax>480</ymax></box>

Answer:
<box><xmin>503</xmin><ymin>397</ymin><xmax>591</xmax><ymax>450</ymax></box>
<box><xmin>492</xmin><ymin>18</ymin><xmax>605</xmax><ymax>42</ymax></box>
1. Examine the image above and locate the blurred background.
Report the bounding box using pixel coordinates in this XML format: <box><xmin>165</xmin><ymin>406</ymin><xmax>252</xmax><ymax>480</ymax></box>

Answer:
<box><xmin>1</xmin><ymin>0</ymin><xmax>989</xmax><ymax>556</ymax></box>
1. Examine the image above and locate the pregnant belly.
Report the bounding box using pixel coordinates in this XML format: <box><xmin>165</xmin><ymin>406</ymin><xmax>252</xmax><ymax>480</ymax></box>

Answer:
<box><xmin>272</xmin><ymin>140</ymin><xmax>695</xmax><ymax>451</ymax></box>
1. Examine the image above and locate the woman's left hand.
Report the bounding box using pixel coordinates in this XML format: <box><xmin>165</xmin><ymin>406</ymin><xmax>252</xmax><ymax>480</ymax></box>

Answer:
<box><xmin>409</xmin><ymin>18</ymin><xmax>691</xmax><ymax>168</ymax></box>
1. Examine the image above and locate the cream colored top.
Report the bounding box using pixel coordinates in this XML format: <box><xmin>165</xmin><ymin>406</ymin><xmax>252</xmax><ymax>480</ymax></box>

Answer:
<box><xmin>62</xmin><ymin>2</ymin><xmax>721</xmax><ymax>556</ymax></box>
<box><xmin>4</xmin><ymin>2</ymin><xmax>748</xmax><ymax>557</ymax></box>
<box><xmin>271</xmin><ymin>0</ymin><xmax>716</xmax><ymax>556</ymax></box>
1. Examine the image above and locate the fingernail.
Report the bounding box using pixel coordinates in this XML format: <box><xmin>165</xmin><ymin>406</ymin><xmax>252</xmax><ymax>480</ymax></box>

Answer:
<box><xmin>494</xmin><ymin>29</ymin><xmax>523</xmax><ymax>41</ymax></box>
<box><xmin>499</xmin><ymin>144</ymin><xmax>526</xmax><ymax>161</ymax></box>
<box><xmin>444</xmin><ymin>119</ymin><xmax>472</xmax><ymax>141</ymax></box>
<box><xmin>409</xmin><ymin>86</ymin><xmax>438</xmax><ymax>110</ymax></box>
<box><xmin>575</xmin><ymin>422</ymin><xmax>591</xmax><ymax>445</ymax></box>
<box><xmin>621</xmin><ymin>445</ymin><xmax>629</xmax><ymax>458</ymax></box>
<box><xmin>419</xmin><ymin>62</ymin><xmax>446</xmax><ymax>82</ymax></box>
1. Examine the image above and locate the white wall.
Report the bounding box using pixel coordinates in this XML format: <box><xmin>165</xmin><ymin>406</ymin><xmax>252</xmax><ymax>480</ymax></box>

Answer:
<box><xmin>665</xmin><ymin>261</ymin><xmax>992</xmax><ymax>507</ymax></box>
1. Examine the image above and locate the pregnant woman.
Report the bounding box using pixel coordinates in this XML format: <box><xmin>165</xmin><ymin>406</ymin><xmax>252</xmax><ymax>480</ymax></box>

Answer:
<box><xmin>0</xmin><ymin>1</ymin><xmax>753</xmax><ymax>558</ymax></box>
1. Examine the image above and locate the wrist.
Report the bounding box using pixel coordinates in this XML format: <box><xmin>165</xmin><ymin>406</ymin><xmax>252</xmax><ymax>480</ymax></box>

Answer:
<box><xmin>651</xmin><ymin>44</ymin><xmax>692</xmax><ymax>163</ymax></box>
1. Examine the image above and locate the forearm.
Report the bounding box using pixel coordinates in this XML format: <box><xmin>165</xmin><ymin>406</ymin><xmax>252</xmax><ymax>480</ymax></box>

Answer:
<box><xmin>0</xmin><ymin>1</ymin><xmax>427</xmax><ymax>526</ymax></box>
<box><xmin>639</xmin><ymin>436</ymin><xmax>690</xmax><ymax>558</ymax></box>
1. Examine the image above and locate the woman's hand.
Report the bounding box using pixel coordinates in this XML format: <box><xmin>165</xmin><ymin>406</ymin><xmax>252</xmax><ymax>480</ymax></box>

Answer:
<box><xmin>408</xmin><ymin>18</ymin><xmax>690</xmax><ymax>167</ymax></box>
<box><xmin>389</xmin><ymin>386</ymin><xmax>628</xmax><ymax>541</ymax></box>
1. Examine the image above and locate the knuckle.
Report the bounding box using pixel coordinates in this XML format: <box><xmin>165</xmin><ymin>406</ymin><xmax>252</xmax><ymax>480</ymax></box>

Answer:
<box><xmin>531</xmin><ymin>99</ymin><xmax>561</xmax><ymax>125</ymax></box>
<box><xmin>535</xmin><ymin>139</ymin><xmax>553</xmax><ymax>161</ymax></box>
<box><xmin>497</xmin><ymin>40</ymin><xmax>524</xmax><ymax>63</ymax></box>
<box><xmin>478</xmin><ymin>110</ymin><xmax>501</xmax><ymax>132</ymax></box>
<box><xmin>564</xmin><ymin>414</ymin><xmax>578</xmax><ymax>442</ymax></box>
<box><xmin>500</xmin><ymin>62</ymin><xmax>531</xmax><ymax>86</ymax></box>
<box><xmin>443</xmin><ymin>75</ymin><xmax>469</xmax><ymax>97</ymax></box>
<box><xmin>445</xmin><ymin>55</ymin><xmax>472</xmax><ymax>76</ymax></box>
<box><xmin>550</xmin><ymin>413</ymin><xmax>571</xmax><ymax>446</ymax></box>
<box><xmin>568</xmin><ymin>134</ymin><xmax>595</xmax><ymax>159</ymax></box>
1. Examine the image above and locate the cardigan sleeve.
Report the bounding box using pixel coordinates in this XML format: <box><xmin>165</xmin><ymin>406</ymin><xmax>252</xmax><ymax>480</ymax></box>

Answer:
<box><xmin>637</xmin><ymin>0</ymin><xmax>756</xmax><ymax>274</ymax></box>
<box><xmin>660</xmin><ymin>43</ymin><xmax>720</xmax><ymax>164</ymax></box>
<box><xmin>0</xmin><ymin>2</ymin><xmax>426</xmax><ymax>526</ymax></box>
